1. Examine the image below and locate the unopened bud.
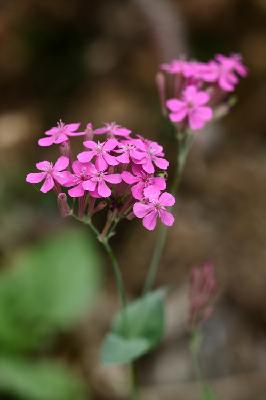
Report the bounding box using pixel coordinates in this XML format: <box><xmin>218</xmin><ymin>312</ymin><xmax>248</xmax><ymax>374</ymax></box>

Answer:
<box><xmin>155</xmin><ymin>72</ymin><xmax>167</xmax><ymax>116</ymax></box>
<box><xmin>92</xmin><ymin>201</ymin><xmax>107</xmax><ymax>215</ymax></box>
<box><xmin>85</xmin><ymin>123</ymin><xmax>94</xmax><ymax>141</ymax></box>
<box><xmin>57</xmin><ymin>193</ymin><xmax>71</xmax><ymax>218</ymax></box>
<box><xmin>59</xmin><ymin>141</ymin><xmax>71</xmax><ymax>158</ymax></box>
<box><xmin>188</xmin><ymin>262</ymin><xmax>218</xmax><ymax>329</ymax></box>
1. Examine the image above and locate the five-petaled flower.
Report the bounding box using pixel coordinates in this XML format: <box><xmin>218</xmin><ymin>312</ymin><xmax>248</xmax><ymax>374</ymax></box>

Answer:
<box><xmin>78</xmin><ymin>139</ymin><xmax>119</xmax><ymax>171</ymax></box>
<box><xmin>94</xmin><ymin>122</ymin><xmax>131</xmax><ymax>137</ymax></box>
<box><xmin>215</xmin><ymin>54</ymin><xmax>248</xmax><ymax>92</ymax></box>
<box><xmin>166</xmin><ymin>85</ymin><xmax>213</xmax><ymax>130</ymax></box>
<box><xmin>133</xmin><ymin>188</ymin><xmax>175</xmax><ymax>230</ymax></box>
<box><xmin>132</xmin><ymin>139</ymin><xmax>169</xmax><ymax>173</ymax></box>
<box><xmin>121</xmin><ymin>166</ymin><xmax>166</xmax><ymax>200</ymax></box>
<box><xmin>82</xmin><ymin>163</ymin><xmax>122</xmax><ymax>198</ymax></box>
<box><xmin>38</xmin><ymin>121</ymin><xmax>84</xmax><ymax>147</ymax></box>
<box><xmin>26</xmin><ymin>156</ymin><xmax>71</xmax><ymax>193</ymax></box>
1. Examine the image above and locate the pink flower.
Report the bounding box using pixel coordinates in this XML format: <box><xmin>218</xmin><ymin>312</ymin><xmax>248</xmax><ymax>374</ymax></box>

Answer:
<box><xmin>196</xmin><ymin>61</ymin><xmax>219</xmax><ymax>82</ymax></box>
<box><xmin>94</xmin><ymin>122</ymin><xmax>131</xmax><ymax>137</ymax></box>
<box><xmin>82</xmin><ymin>163</ymin><xmax>122</xmax><ymax>198</ymax></box>
<box><xmin>132</xmin><ymin>139</ymin><xmax>169</xmax><ymax>174</ymax></box>
<box><xmin>38</xmin><ymin>121</ymin><xmax>84</xmax><ymax>147</ymax></box>
<box><xmin>215</xmin><ymin>54</ymin><xmax>248</xmax><ymax>92</ymax></box>
<box><xmin>77</xmin><ymin>139</ymin><xmax>119</xmax><ymax>171</ymax></box>
<box><xmin>166</xmin><ymin>85</ymin><xmax>213</xmax><ymax>130</ymax></box>
<box><xmin>114</xmin><ymin>139</ymin><xmax>144</xmax><ymax>164</ymax></box>
<box><xmin>160</xmin><ymin>59</ymin><xmax>185</xmax><ymax>75</ymax></box>
<box><xmin>26</xmin><ymin>156</ymin><xmax>70</xmax><ymax>193</ymax></box>
<box><xmin>121</xmin><ymin>166</ymin><xmax>166</xmax><ymax>200</ymax></box>
<box><xmin>65</xmin><ymin>161</ymin><xmax>93</xmax><ymax>198</ymax></box>
<box><xmin>133</xmin><ymin>188</ymin><xmax>175</xmax><ymax>230</ymax></box>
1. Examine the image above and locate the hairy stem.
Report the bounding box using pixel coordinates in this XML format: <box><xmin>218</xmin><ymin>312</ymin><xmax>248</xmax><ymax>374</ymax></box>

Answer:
<box><xmin>143</xmin><ymin>131</ymin><xmax>193</xmax><ymax>294</ymax></box>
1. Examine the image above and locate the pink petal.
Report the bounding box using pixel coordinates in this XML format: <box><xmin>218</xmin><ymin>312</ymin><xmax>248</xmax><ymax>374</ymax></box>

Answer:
<box><xmin>131</xmin><ymin>182</ymin><xmax>145</xmax><ymax>200</ymax></box>
<box><xmin>153</xmin><ymin>177</ymin><xmax>166</xmax><ymax>190</ymax></box>
<box><xmin>68</xmin><ymin>184</ymin><xmax>84</xmax><ymax>197</ymax></box>
<box><xmin>121</xmin><ymin>171</ymin><xmax>139</xmax><ymax>184</ymax></box>
<box><xmin>45</xmin><ymin>127</ymin><xmax>58</xmax><ymax>136</ymax></box>
<box><xmin>54</xmin><ymin>156</ymin><xmax>69</xmax><ymax>171</ymax></box>
<box><xmin>142</xmin><ymin>159</ymin><xmax>154</xmax><ymax>174</ymax></box>
<box><xmin>113</xmin><ymin>127</ymin><xmax>131</xmax><ymax>136</ymax></box>
<box><xmin>189</xmin><ymin>107</ymin><xmax>213</xmax><ymax>130</ymax></box>
<box><xmin>159</xmin><ymin>209</ymin><xmax>174</xmax><ymax>226</ymax></box>
<box><xmin>153</xmin><ymin>157</ymin><xmax>169</xmax><ymax>170</ymax></box>
<box><xmin>65</xmin><ymin>123</ymin><xmax>80</xmax><ymax>132</ymax></box>
<box><xmin>36</xmin><ymin>161</ymin><xmax>51</xmax><ymax>171</ymax></box>
<box><xmin>82</xmin><ymin>180</ymin><xmax>96</xmax><ymax>191</ymax></box>
<box><xmin>159</xmin><ymin>192</ymin><xmax>175</xmax><ymax>206</ymax></box>
<box><xmin>103</xmin><ymin>138</ymin><xmax>118</xmax><ymax>151</ymax></box>
<box><xmin>97</xmin><ymin>180</ymin><xmax>111</xmax><ymax>197</ymax></box>
<box><xmin>104</xmin><ymin>173</ymin><xmax>122</xmax><ymax>184</ymax></box>
<box><xmin>54</xmin><ymin>134</ymin><xmax>68</xmax><ymax>144</ymax></box>
<box><xmin>133</xmin><ymin>202</ymin><xmax>152</xmax><ymax>218</ymax></box>
<box><xmin>169</xmin><ymin>107</ymin><xmax>188</xmax><ymax>123</ymax></box>
<box><xmin>53</xmin><ymin>171</ymin><xmax>72</xmax><ymax>185</ymax></box>
<box><xmin>77</xmin><ymin>151</ymin><xmax>95</xmax><ymax>163</ymax></box>
<box><xmin>83</xmin><ymin>140</ymin><xmax>97</xmax><ymax>149</ymax></box>
<box><xmin>194</xmin><ymin>91</ymin><xmax>210</xmax><ymax>106</ymax></box>
<box><xmin>93</xmin><ymin>127</ymin><xmax>107</xmax><ymax>135</ymax></box>
<box><xmin>96</xmin><ymin>155</ymin><xmax>108</xmax><ymax>171</ymax></box>
<box><xmin>166</xmin><ymin>99</ymin><xmax>186</xmax><ymax>112</ymax></box>
<box><xmin>104</xmin><ymin>153</ymin><xmax>118</xmax><ymax>166</ymax></box>
<box><xmin>40</xmin><ymin>175</ymin><xmax>54</xmax><ymax>193</ymax></box>
<box><xmin>72</xmin><ymin>160</ymin><xmax>84</xmax><ymax>175</ymax></box>
<box><xmin>26</xmin><ymin>172</ymin><xmax>46</xmax><ymax>183</ymax></box>
<box><xmin>143</xmin><ymin>210</ymin><xmax>158</xmax><ymax>231</ymax></box>
<box><xmin>38</xmin><ymin>136</ymin><xmax>54</xmax><ymax>147</ymax></box>
<box><xmin>131</xmin><ymin>150</ymin><xmax>145</xmax><ymax>160</ymax></box>
<box><xmin>116</xmin><ymin>153</ymin><xmax>130</xmax><ymax>163</ymax></box>
<box><xmin>143</xmin><ymin>186</ymin><xmax>160</xmax><ymax>201</ymax></box>
<box><xmin>184</xmin><ymin>85</ymin><xmax>197</xmax><ymax>101</ymax></box>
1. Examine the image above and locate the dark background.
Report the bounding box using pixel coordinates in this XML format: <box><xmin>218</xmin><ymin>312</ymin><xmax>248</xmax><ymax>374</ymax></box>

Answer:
<box><xmin>0</xmin><ymin>0</ymin><xmax>266</xmax><ymax>399</ymax></box>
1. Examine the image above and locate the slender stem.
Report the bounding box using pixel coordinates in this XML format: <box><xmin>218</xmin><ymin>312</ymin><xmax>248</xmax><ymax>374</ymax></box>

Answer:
<box><xmin>190</xmin><ymin>330</ymin><xmax>215</xmax><ymax>399</ymax></box>
<box><xmin>100</xmin><ymin>237</ymin><xmax>127</xmax><ymax>309</ymax></box>
<box><xmin>130</xmin><ymin>361</ymin><xmax>139</xmax><ymax>400</ymax></box>
<box><xmin>143</xmin><ymin>132</ymin><xmax>193</xmax><ymax>294</ymax></box>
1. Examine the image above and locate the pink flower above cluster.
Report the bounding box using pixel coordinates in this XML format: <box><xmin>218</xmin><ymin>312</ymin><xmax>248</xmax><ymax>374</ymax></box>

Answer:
<box><xmin>159</xmin><ymin>53</ymin><xmax>247</xmax><ymax>132</ymax></box>
<box><xmin>166</xmin><ymin>85</ymin><xmax>213</xmax><ymax>130</ymax></box>
<box><xmin>38</xmin><ymin>121</ymin><xmax>84</xmax><ymax>147</ymax></box>
<box><xmin>94</xmin><ymin>122</ymin><xmax>131</xmax><ymax>137</ymax></box>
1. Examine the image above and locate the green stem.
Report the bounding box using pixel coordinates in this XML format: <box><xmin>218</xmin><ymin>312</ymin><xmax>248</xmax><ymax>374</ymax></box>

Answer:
<box><xmin>142</xmin><ymin>131</ymin><xmax>193</xmax><ymax>294</ymax></box>
<box><xmin>100</xmin><ymin>237</ymin><xmax>127</xmax><ymax>309</ymax></box>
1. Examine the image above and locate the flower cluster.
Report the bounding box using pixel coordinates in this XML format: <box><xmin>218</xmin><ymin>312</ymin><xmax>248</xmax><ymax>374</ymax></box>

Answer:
<box><xmin>26</xmin><ymin>121</ymin><xmax>175</xmax><ymax>233</ymax></box>
<box><xmin>188</xmin><ymin>262</ymin><xmax>218</xmax><ymax>329</ymax></box>
<box><xmin>158</xmin><ymin>53</ymin><xmax>247</xmax><ymax>131</ymax></box>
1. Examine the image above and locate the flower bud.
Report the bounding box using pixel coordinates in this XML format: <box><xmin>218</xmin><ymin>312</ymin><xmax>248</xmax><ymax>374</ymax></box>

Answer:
<box><xmin>57</xmin><ymin>193</ymin><xmax>71</xmax><ymax>218</ymax></box>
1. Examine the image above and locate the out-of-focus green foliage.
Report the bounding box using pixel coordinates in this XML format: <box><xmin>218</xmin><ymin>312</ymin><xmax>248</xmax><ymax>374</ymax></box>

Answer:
<box><xmin>0</xmin><ymin>228</ymin><xmax>102</xmax><ymax>399</ymax></box>
<box><xmin>0</xmin><ymin>358</ymin><xmax>86</xmax><ymax>400</ymax></box>
<box><xmin>101</xmin><ymin>288</ymin><xmax>166</xmax><ymax>364</ymax></box>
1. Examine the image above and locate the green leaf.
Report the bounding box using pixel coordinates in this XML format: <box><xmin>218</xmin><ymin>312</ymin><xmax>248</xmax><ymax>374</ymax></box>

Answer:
<box><xmin>101</xmin><ymin>334</ymin><xmax>150</xmax><ymax>365</ymax></box>
<box><xmin>0</xmin><ymin>229</ymin><xmax>102</xmax><ymax>353</ymax></box>
<box><xmin>101</xmin><ymin>288</ymin><xmax>166</xmax><ymax>364</ymax></box>
<box><xmin>0</xmin><ymin>357</ymin><xmax>87</xmax><ymax>400</ymax></box>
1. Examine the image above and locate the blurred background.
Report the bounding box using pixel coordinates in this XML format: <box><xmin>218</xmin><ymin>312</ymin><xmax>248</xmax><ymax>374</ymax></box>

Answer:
<box><xmin>0</xmin><ymin>0</ymin><xmax>266</xmax><ymax>399</ymax></box>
